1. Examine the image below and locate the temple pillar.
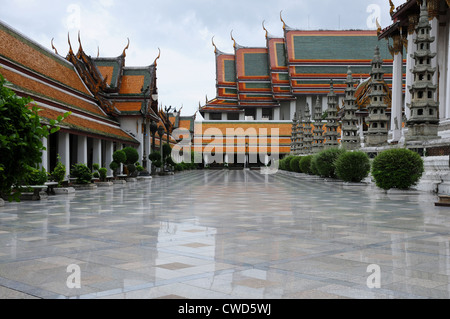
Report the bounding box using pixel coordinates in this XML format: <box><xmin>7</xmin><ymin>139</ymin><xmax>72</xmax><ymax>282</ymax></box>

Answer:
<box><xmin>273</xmin><ymin>107</ymin><xmax>280</xmax><ymax>121</ymax></box>
<box><xmin>391</xmin><ymin>35</ymin><xmax>403</xmax><ymax>142</ymax></box>
<box><xmin>92</xmin><ymin>139</ymin><xmax>102</xmax><ymax>167</ymax></box>
<box><xmin>221</xmin><ymin>113</ymin><xmax>227</xmax><ymax>121</ymax></box>
<box><xmin>40</xmin><ymin>137</ymin><xmax>49</xmax><ymax>172</ymax></box>
<box><xmin>256</xmin><ymin>108</ymin><xmax>263</xmax><ymax>121</ymax></box>
<box><xmin>306</xmin><ymin>96</ymin><xmax>313</xmax><ymax>117</ymax></box>
<box><xmin>290</xmin><ymin>100</ymin><xmax>296</xmax><ymax>120</ymax></box>
<box><xmin>58</xmin><ymin>132</ymin><xmax>70</xmax><ymax>177</ymax></box>
<box><xmin>105</xmin><ymin>140</ymin><xmax>114</xmax><ymax>176</ymax></box>
<box><xmin>77</xmin><ymin>135</ymin><xmax>88</xmax><ymax>165</ymax></box>
<box><xmin>446</xmin><ymin>17</ymin><xmax>450</xmax><ymax>119</ymax></box>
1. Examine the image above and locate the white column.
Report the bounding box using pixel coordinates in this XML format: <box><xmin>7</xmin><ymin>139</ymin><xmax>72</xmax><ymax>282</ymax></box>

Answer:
<box><xmin>105</xmin><ymin>140</ymin><xmax>114</xmax><ymax>176</ymax></box>
<box><xmin>92</xmin><ymin>139</ymin><xmax>102</xmax><ymax>167</ymax></box>
<box><xmin>290</xmin><ymin>100</ymin><xmax>296</xmax><ymax>120</ymax></box>
<box><xmin>430</xmin><ymin>17</ymin><xmax>439</xmax><ymax>103</ymax></box>
<box><xmin>204</xmin><ymin>113</ymin><xmax>210</xmax><ymax>121</ymax></box>
<box><xmin>391</xmin><ymin>51</ymin><xmax>403</xmax><ymax>142</ymax></box>
<box><xmin>405</xmin><ymin>32</ymin><xmax>415</xmax><ymax>120</ymax></box>
<box><xmin>446</xmin><ymin>19</ymin><xmax>450</xmax><ymax>119</ymax></box>
<box><xmin>77</xmin><ymin>135</ymin><xmax>88</xmax><ymax>165</ymax></box>
<box><xmin>239</xmin><ymin>112</ymin><xmax>245</xmax><ymax>121</ymax></box>
<box><xmin>40</xmin><ymin>137</ymin><xmax>48</xmax><ymax>172</ymax></box>
<box><xmin>221</xmin><ymin>113</ymin><xmax>227</xmax><ymax>121</ymax></box>
<box><xmin>321</xmin><ymin>96</ymin><xmax>327</xmax><ymax>114</ymax></box>
<box><xmin>58</xmin><ymin>132</ymin><xmax>70</xmax><ymax>177</ymax></box>
<box><xmin>256</xmin><ymin>108</ymin><xmax>263</xmax><ymax>121</ymax></box>
<box><xmin>273</xmin><ymin>107</ymin><xmax>280</xmax><ymax>121</ymax></box>
<box><xmin>306</xmin><ymin>96</ymin><xmax>313</xmax><ymax>117</ymax></box>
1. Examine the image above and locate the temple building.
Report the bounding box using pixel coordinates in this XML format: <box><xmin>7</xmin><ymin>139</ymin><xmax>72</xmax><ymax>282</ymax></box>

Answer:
<box><xmin>198</xmin><ymin>14</ymin><xmax>396</xmax><ymax>163</ymax></box>
<box><xmin>0</xmin><ymin>20</ymin><xmax>177</xmax><ymax>176</ymax></box>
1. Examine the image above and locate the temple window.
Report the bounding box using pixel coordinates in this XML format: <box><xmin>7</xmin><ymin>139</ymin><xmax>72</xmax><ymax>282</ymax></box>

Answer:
<box><xmin>418</xmin><ymin>109</ymin><xmax>424</xmax><ymax>116</ymax></box>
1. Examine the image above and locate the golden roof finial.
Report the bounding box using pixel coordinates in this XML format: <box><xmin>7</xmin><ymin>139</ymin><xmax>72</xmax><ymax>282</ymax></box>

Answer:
<box><xmin>230</xmin><ymin>30</ymin><xmax>236</xmax><ymax>49</ymax></box>
<box><xmin>51</xmin><ymin>38</ymin><xmax>59</xmax><ymax>55</ymax></box>
<box><xmin>211</xmin><ymin>36</ymin><xmax>217</xmax><ymax>54</ymax></box>
<box><xmin>280</xmin><ymin>10</ymin><xmax>286</xmax><ymax>30</ymax></box>
<box><xmin>67</xmin><ymin>33</ymin><xmax>74</xmax><ymax>55</ymax></box>
<box><xmin>77</xmin><ymin>30</ymin><xmax>82</xmax><ymax>52</ymax></box>
<box><xmin>262</xmin><ymin>20</ymin><xmax>268</xmax><ymax>39</ymax></box>
<box><xmin>376</xmin><ymin>18</ymin><xmax>382</xmax><ymax>36</ymax></box>
<box><xmin>389</xmin><ymin>0</ymin><xmax>395</xmax><ymax>16</ymax></box>
<box><xmin>122</xmin><ymin>38</ymin><xmax>130</xmax><ymax>57</ymax></box>
<box><xmin>153</xmin><ymin>48</ymin><xmax>161</xmax><ymax>66</ymax></box>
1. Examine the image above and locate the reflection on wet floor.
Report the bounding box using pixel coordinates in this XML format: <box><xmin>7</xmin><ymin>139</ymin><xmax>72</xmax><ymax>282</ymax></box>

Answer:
<box><xmin>0</xmin><ymin>170</ymin><xmax>449</xmax><ymax>299</ymax></box>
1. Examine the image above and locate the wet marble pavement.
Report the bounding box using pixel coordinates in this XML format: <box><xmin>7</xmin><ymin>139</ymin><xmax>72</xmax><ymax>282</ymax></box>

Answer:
<box><xmin>0</xmin><ymin>169</ymin><xmax>449</xmax><ymax>299</ymax></box>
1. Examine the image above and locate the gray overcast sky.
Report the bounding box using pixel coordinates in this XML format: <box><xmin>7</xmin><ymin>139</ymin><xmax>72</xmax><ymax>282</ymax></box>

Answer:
<box><xmin>1</xmin><ymin>0</ymin><xmax>403</xmax><ymax>118</ymax></box>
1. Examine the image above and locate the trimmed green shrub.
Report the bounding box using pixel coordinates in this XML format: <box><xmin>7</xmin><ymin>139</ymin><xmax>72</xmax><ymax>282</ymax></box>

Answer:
<box><xmin>335</xmin><ymin>151</ymin><xmax>371</xmax><ymax>183</ymax></box>
<box><xmin>149</xmin><ymin>151</ymin><xmax>161</xmax><ymax>162</ymax></box>
<box><xmin>290</xmin><ymin>156</ymin><xmax>302</xmax><ymax>173</ymax></box>
<box><xmin>109</xmin><ymin>161</ymin><xmax>119</xmax><ymax>172</ymax></box>
<box><xmin>122</xmin><ymin>147</ymin><xmax>139</xmax><ymax>165</ymax></box>
<box><xmin>113</xmin><ymin>150</ymin><xmax>127</xmax><ymax>164</ymax></box>
<box><xmin>93</xmin><ymin>171</ymin><xmax>100</xmax><ymax>178</ymax></box>
<box><xmin>92</xmin><ymin>163</ymin><xmax>100</xmax><ymax>171</ymax></box>
<box><xmin>127</xmin><ymin>164</ymin><xmax>136</xmax><ymax>176</ymax></box>
<box><xmin>98</xmin><ymin>167</ymin><xmax>108</xmax><ymax>181</ymax></box>
<box><xmin>372</xmin><ymin>148</ymin><xmax>424</xmax><ymax>190</ymax></box>
<box><xmin>315</xmin><ymin>148</ymin><xmax>346</xmax><ymax>178</ymax></box>
<box><xmin>26</xmin><ymin>166</ymin><xmax>48</xmax><ymax>185</ymax></box>
<box><xmin>299</xmin><ymin>155</ymin><xmax>314</xmax><ymax>174</ymax></box>
<box><xmin>50</xmin><ymin>156</ymin><xmax>66</xmax><ymax>187</ymax></box>
<box><xmin>283</xmin><ymin>155</ymin><xmax>296</xmax><ymax>171</ymax></box>
<box><xmin>310</xmin><ymin>154</ymin><xmax>320</xmax><ymax>176</ymax></box>
<box><xmin>70</xmin><ymin>164</ymin><xmax>92</xmax><ymax>184</ymax></box>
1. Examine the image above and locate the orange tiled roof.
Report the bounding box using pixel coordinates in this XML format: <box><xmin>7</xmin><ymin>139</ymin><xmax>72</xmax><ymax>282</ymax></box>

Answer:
<box><xmin>0</xmin><ymin>23</ymin><xmax>92</xmax><ymax>96</ymax></box>
<box><xmin>114</xmin><ymin>101</ymin><xmax>142</xmax><ymax>112</ymax></box>
<box><xmin>0</xmin><ymin>67</ymin><xmax>107</xmax><ymax>118</ymax></box>
<box><xmin>96</xmin><ymin>66</ymin><xmax>115</xmax><ymax>86</ymax></box>
<box><xmin>119</xmin><ymin>75</ymin><xmax>145</xmax><ymax>94</ymax></box>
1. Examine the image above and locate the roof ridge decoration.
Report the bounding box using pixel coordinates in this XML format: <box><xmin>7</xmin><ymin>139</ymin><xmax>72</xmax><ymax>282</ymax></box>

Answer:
<box><xmin>51</xmin><ymin>38</ymin><xmax>59</xmax><ymax>55</ymax></box>
<box><xmin>122</xmin><ymin>38</ymin><xmax>130</xmax><ymax>58</ymax></box>
<box><xmin>280</xmin><ymin>11</ymin><xmax>293</xmax><ymax>31</ymax></box>
<box><xmin>153</xmin><ymin>48</ymin><xmax>161</xmax><ymax>66</ymax></box>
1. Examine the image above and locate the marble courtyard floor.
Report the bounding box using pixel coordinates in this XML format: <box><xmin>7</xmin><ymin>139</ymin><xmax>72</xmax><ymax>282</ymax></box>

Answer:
<box><xmin>0</xmin><ymin>169</ymin><xmax>449</xmax><ymax>299</ymax></box>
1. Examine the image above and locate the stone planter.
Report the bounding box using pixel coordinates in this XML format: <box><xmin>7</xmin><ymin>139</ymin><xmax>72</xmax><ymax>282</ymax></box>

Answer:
<box><xmin>95</xmin><ymin>181</ymin><xmax>114</xmax><ymax>187</ymax></box>
<box><xmin>71</xmin><ymin>183</ymin><xmax>97</xmax><ymax>190</ymax></box>
<box><xmin>0</xmin><ymin>198</ymin><xmax>4</xmax><ymax>207</ymax></box>
<box><xmin>54</xmin><ymin>187</ymin><xmax>76</xmax><ymax>194</ymax></box>
<box><xmin>435</xmin><ymin>195</ymin><xmax>450</xmax><ymax>207</ymax></box>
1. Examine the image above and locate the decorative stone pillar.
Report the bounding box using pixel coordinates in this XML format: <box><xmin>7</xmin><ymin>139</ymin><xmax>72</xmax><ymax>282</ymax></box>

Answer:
<box><xmin>324</xmin><ymin>80</ymin><xmax>339</xmax><ymax>148</ymax></box>
<box><xmin>303</xmin><ymin>103</ymin><xmax>313</xmax><ymax>154</ymax></box>
<box><xmin>341</xmin><ymin>67</ymin><xmax>360</xmax><ymax>150</ymax></box>
<box><xmin>312</xmin><ymin>96</ymin><xmax>324</xmax><ymax>153</ymax></box>
<box><xmin>290</xmin><ymin>100</ymin><xmax>296</xmax><ymax>120</ymax></box>
<box><xmin>406</xmin><ymin>0</ymin><xmax>440</xmax><ymax>141</ymax></box>
<box><xmin>366</xmin><ymin>46</ymin><xmax>389</xmax><ymax>147</ymax></box>
<box><xmin>405</xmin><ymin>14</ymin><xmax>419</xmax><ymax>120</ymax></box>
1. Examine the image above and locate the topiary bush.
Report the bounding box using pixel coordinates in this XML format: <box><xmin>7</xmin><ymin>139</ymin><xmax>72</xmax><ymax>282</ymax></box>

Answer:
<box><xmin>290</xmin><ymin>156</ymin><xmax>302</xmax><ymax>173</ymax></box>
<box><xmin>98</xmin><ymin>167</ymin><xmax>108</xmax><ymax>181</ymax></box>
<box><xmin>335</xmin><ymin>151</ymin><xmax>371</xmax><ymax>183</ymax></box>
<box><xmin>371</xmin><ymin>148</ymin><xmax>424</xmax><ymax>190</ymax></box>
<box><xmin>113</xmin><ymin>150</ymin><xmax>127</xmax><ymax>165</ymax></box>
<box><xmin>109</xmin><ymin>161</ymin><xmax>120</xmax><ymax>176</ymax></box>
<box><xmin>315</xmin><ymin>148</ymin><xmax>346</xmax><ymax>178</ymax></box>
<box><xmin>50</xmin><ymin>155</ymin><xmax>66</xmax><ymax>187</ymax></box>
<box><xmin>310</xmin><ymin>154</ymin><xmax>320</xmax><ymax>176</ymax></box>
<box><xmin>283</xmin><ymin>155</ymin><xmax>296</xmax><ymax>172</ymax></box>
<box><xmin>122</xmin><ymin>147</ymin><xmax>139</xmax><ymax>165</ymax></box>
<box><xmin>299</xmin><ymin>155</ymin><xmax>314</xmax><ymax>175</ymax></box>
<box><xmin>70</xmin><ymin>164</ymin><xmax>92</xmax><ymax>184</ymax></box>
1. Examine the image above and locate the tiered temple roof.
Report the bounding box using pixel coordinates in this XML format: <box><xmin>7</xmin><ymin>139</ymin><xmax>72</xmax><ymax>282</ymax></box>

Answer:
<box><xmin>200</xmin><ymin>17</ymin><xmax>396</xmax><ymax>118</ymax></box>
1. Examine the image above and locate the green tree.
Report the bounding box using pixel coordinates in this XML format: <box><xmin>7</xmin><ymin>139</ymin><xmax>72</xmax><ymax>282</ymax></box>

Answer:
<box><xmin>0</xmin><ymin>74</ymin><xmax>70</xmax><ymax>201</ymax></box>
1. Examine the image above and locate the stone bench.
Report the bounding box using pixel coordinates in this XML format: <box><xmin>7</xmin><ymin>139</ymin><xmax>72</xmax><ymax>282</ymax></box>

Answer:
<box><xmin>44</xmin><ymin>182</ymin><xmax>59</xmax><ymax>195</ymax></box>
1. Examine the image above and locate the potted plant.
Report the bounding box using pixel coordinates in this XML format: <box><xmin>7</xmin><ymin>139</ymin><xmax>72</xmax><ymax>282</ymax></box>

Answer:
<box><xmin>70</xmin><ymin>163</ymin><xmax>96</xmax><ymax>190</ymax></box>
